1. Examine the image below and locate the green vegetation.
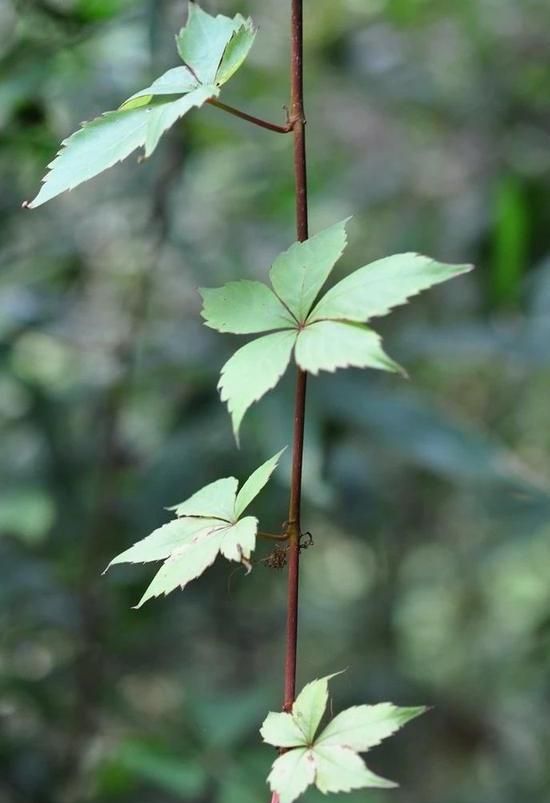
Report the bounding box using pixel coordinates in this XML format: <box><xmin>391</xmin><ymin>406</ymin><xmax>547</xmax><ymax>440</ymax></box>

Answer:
<box><xmin>1</xmin><ymin>1</ymin><xmax>550</xmax><ymax>802</ymax></box>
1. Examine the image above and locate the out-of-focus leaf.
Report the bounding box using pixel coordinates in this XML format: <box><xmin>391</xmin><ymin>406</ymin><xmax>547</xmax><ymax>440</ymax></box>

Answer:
<box><xmin>322</xmin><ymin>378</ymin><xmax>544</xmax><ymax>487</ymax></box>
<box><xmin>491</xmin><ymin>176</ymin><xmax>528</xmax><ymax>307</ymax></box>
<box><xmin>0</xmin><ymin>489</ymin><xmax>55</xmax><ymax>544</ymax></box>
<box><xmin>113</xmin><ymin>741</ymin><xmax>207</xmax><ymax>797</ymax></box>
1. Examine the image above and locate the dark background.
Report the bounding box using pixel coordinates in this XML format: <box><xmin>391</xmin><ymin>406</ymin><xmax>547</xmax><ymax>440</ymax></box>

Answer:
<box><xmin>2</xmin><ymin>1</ymin><xmax>550</xmax><ymax>801</ymax></box>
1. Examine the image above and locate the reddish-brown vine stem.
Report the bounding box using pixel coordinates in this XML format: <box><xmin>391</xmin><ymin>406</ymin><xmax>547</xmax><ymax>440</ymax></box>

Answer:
<box><xmin>283</xmin><ymin>0</ymin><xmax>309</xmax><ymax>715</ymax></box>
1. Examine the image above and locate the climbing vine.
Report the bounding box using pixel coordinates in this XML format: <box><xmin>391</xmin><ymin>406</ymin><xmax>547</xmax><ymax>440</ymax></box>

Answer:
<box><xmin>27</xmin><ymin>3</ymin><xmax>472</xmax><ymax>800</ymax></box>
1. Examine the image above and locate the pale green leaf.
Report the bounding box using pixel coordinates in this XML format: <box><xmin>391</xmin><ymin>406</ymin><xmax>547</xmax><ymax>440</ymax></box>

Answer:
<box><xmin>317</xmin><ymin>703</ymin><xmax>426</xmax><ymax>751</ymax></box>
<box><xmin>269</xmin><ymin>219</ymin><xmax>350</xmax><ymax>323</ymax></box>
<box><xmin>260</xmin><ymin>711</ymin><xmax>307</xmax><ymax>748</ymax></box>
<box><xmin>312</xmin><ymin>745</ymin><xmax>397</xmax><ymax>793</ymax></box>
<box><xmin>263</xmin><ymin>674</ymin><xmax>425</xmax><ymax>803</ymax></box>
<box><xmin>143</xmin><ymin>85</ymin><xmax>217</xmax><ymax>157</ymax></box>
<box><xmin>29</xmin><ymin>4</ymin><xmax>255</xmax><ymax>207</ymax></box>
<box><xmin>176</xmin><ymin>3</ymin><xmax>239</xmax><ymax>85</ymax></box>
<box><xmin>28</xmin><ymin>87</ymin><xmax>217</xmax><ymax>207</ymax></box>
<box><xmin>309</xmin><ymin>253</ymin><xmax>472</xmax><ymax>324</ymax></box>
<box><xmin>292</xmin><ymin>673</ymin><xmax>341</xmax><ymax>744</ymax></box>
<box><xmin>219</xmin><ymin>330</ymin><xmax>296</xmax><ymax>441</ymax></box>
<box><xmin>295</xmin><ymin>321</ymin><xmax>403</xmax><ymax>376</ymax></box>
<box><xmin>200</xmin><ymin>281</ymin><xmax>294</xmax><ymax>334</ymax></box>
<box><xmin>170</xmin><ymin>477</ymin><xmax>238</xmax><ymax>521</ymax></box>
<box><xmin>136</xmin><ymin>528</ymin><xmax>225</xmax><ymax>608</ymax></box>
<box><xmin>219</xmin><ymin>516</ymin><xmax>257</xmax><ymax>561</ymax></box>
<box><xmin>28</xmin><ymin>108</ymin><xmax>152</xmax><ymax>208</ymax></box>
<box><xmin>216</xmin><ymin>15</ymin><xmax>257</xmax><ymax>85</ymax></box>
<box><xmin>267</xmin><ymin>748</ymin><xmax>315</xmax><ymax>803</ymax></box>
<box><xmin>105</xmin><ymin>517</ymin><xmax>222</xmax><ymax>568</ymax></box>
<box><xmin>120</xmin><ymin>66</ymin><xmax>198</xmax><ymax>109</ymax></box>
<box><xmin>234</xmin><ymin>448</ymin><xmax>286</xmax><ymax>519</ymax></box>
<box><xmin>136</xmin><ymin>515</ymin><xmax>259</xmax><ymax>607</ymax></box>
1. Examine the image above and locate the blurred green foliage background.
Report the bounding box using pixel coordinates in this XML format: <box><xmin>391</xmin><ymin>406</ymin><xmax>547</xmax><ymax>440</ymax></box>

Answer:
<box><xmin>2</xmin><ymin>0</ymin><xmax>550</xmax><ymax>801</ymax></box>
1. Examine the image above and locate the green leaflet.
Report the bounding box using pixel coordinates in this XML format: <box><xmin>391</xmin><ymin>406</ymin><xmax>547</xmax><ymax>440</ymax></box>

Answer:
<box><xmin>27</xmin><ymin>4</ymin><xmax>256</xmax><ymax>207</ymax></box>
<box><xmin>176</xmin><ymin>3</ymin><xmax>242</xmax><ymax>85</ymax></box>
<box><xmin>312</xmin><ymin>745</ymin><xmax>396</xmax><ymax>794</ymax></box>
<box><xmin>105</xmin><ymin>450</ymin><xmax>283</xmax><ymax>607</ymax></box>
<box><xmin>291</xmin><ymin>672</ymin><xmax>342</xmax><ymax>743</ymax></box>
<box><xmin>218</xmin><ymin>330</ymin><xmax>297</xmax><ymax>443</ymax></box>
<box><xmin>105</xmin><ymin>517</ymin><xmax>223</xmax><ymax>567</ymax></box>
<box><xmin>216</xmin><ymin>15</ymin><xmax>257</xmax><ymax>85</ymax></box>
<box><xmin>120</xmin><ymin>66</ymin><xmax>199</xmax><ymax>108</ymax></box>
<box><xmin>143</xmin><ymin>86</ymin><xmax>217</xmax><ymax>157</ymax></box>
<box><xmin>261</xmin><ymin>673</ymin><xmax>425</xmax><ymax>803</ymax></box>
<box><xmin>316</xmin><ymin>703</ymin><xmax>427</xmax><ymax>751</ymax></box>
<box><xmin>203</xmin><ymin>219</ymin><xmax>471</xmax><ymax>440</ymax></box>
<box><xmin>269</xmin><ymin>219</ymin><xmax>350</xmax><ymax>323</ymax></box>
<box><xmin>200</xmin><ymin>281</ymin><xmax>294</xmax><ymax>334</ymax></box>
<box><xmin>308</xmin><ymin>252</ymin><xmax>472</xmax><ymax>323</ymax></box>
<box><xmin>28</xmin><ymin>107</ymin><xmax>159</xmax><ymax>208</ymax></box>
<box><xmin>218</xmin><ymin>516</ymin><xmax>257</xmax><ymax>562</ymax></box>
<box><xmin>267</xmin><ymin>749</ymin><xmax>314</xmax><ymax>803</ymax></box>
<box><xmin>260</xmin><ymin>712</ymin><xmax>305</xmax><ymax>749</ymax></box>
<box><xmin>170</xmin><ymin>477</ymin><xmax>238</xmax><ymax>520</ymax></box>
<box><xmin>295</xmin><ymin>321</ymin><xmax>404</xmax><ymax>376</ymax></box>
<box><xmin>234</xmin><ymin>447</ymin><xmax>286</xmax><ymax>518</ymax></box>
<box><xmin>136</xmin><ymin>527</ymin><xmax>226</xmax><ymax>608</ymax></box>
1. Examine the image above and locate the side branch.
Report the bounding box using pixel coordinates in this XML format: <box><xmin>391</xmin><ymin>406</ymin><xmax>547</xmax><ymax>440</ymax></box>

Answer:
<box><xmin>207</xmin><ymin>98</ymin><xmax>293</xmax><ymax>134</ymax></box>
<box><xmin>258</xmin><ymin>531</ymin><xmax>290</xmax><ymax>542</ymax></box>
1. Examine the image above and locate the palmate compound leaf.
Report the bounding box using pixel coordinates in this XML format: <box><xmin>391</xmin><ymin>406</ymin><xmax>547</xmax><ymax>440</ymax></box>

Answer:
<box><xmin>104</xmin><ymin>449</ymin><xmax>284</xmax><ymax>607</ymax></box>
<box><xmin>201</xmin><ymin>218</ymin><xmax>472</xmax><ymax>440</ymax></box>
<box><xmin>261</xmin><ymin>674</ymin><xmax>426</xmax><ymax>803</ymax></box>
<box><xmin>27</xmin><ymin>4</ymin><xmax>256</xmax><ymax>207</ymax></box>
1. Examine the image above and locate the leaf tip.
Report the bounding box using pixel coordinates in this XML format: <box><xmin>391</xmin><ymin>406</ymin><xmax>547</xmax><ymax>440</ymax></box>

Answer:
<box><xmin>132</xmin><ymin>594</ymin><xmax>148</xmax><ymax>610</ymax></box>
<box><xmin>396</xmin><ymin>362</ymin><xmax>409</xmax><ymax>379</ymax></box>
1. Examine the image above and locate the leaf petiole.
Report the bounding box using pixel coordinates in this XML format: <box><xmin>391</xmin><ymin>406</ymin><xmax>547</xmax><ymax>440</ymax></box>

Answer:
<box><xmin>207</xmin><ymin>98</ymin><xmax>294</xmax><ymax>134</ymax></box>
<box><xmin>258</xmin><ymin>530</ymin><xmax>290</xmax><ymax>542</ymax></box>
